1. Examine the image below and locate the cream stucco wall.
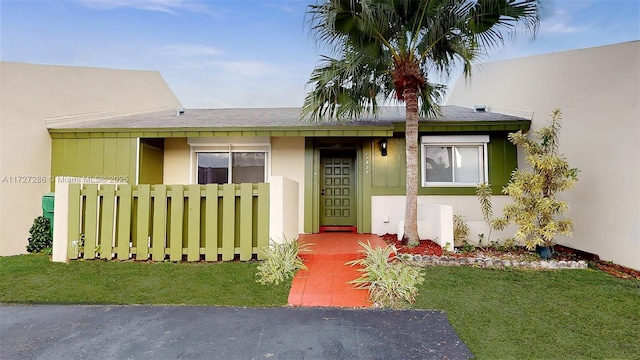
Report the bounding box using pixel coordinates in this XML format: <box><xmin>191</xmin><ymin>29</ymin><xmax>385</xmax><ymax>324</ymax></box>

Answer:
<box><xmin>446</xmin><ymin>41</ymin><xmax>640</xmax><ymax>270</ymax></box>
<box><xmin>0</xmin><ymin>62</ymin><xmax>181</xmax><ymax>256</ymax></box>
<box><xmin>372</xmin><ymin>195</ymin><xmax>518</xmax><ymax>244</ymax></box>
<box><xmin>163</xmin><ymin>138</ymin><xmax>191</xmax><ymax>184</ymax></box>
<box><xmin>270</xmin><ymin>137</ymin><xmax>306</xmax><ymax>234</ymax></box>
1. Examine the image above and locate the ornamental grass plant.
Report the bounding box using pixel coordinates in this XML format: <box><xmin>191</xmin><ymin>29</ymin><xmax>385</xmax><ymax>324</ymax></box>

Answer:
<box><xmin>255</xmin><ymin>237</ymin><xmax>312</xmax><ymax>285</ymax></box>
<box><xmin>347</xmin><ymin>241</ymin><xmax>424</xmax><ymax>308</ymax></box>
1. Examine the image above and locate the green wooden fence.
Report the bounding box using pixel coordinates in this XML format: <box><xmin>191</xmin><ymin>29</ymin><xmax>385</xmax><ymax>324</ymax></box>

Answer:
<box><xmin>67</xmin><ymin>183</ymin><xmax>270</xmax><ymax>262</ymax></box>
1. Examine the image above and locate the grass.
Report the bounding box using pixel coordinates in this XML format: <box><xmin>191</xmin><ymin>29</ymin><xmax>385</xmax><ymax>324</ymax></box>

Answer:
<box><xmin>2</xmin><ymin>254</ymin><xmax>638</xmax><ymax>359</ymax></box>
<box><xmin>414</xmin><ymin>266</ymin><xmax>640</xmax><ymax>360</ymax></box>
<box><xmin>0</xmin><ymin>254</ymin><xmax>289</xmax><ymax>306</ymax></box>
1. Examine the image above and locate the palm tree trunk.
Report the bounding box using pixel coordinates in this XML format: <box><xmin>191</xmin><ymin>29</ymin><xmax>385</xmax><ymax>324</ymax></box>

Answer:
<box><xmin>403</xmin><ymin>87</ymin><xmax>420</xmax><ymax>247</ymax></box>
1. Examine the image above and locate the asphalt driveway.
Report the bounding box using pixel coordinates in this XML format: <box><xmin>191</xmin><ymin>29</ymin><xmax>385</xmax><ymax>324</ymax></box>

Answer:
<box><xmin>1</xmin><ymin>305</ymin><xmax>473</xmax><ymax>359</ymax></box>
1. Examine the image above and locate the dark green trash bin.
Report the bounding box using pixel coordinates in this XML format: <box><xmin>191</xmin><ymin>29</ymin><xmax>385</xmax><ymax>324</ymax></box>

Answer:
<box><xmin>42</xmin><ymin>193</ymin><xmax>55</xmax><ymax>236</ymax></box>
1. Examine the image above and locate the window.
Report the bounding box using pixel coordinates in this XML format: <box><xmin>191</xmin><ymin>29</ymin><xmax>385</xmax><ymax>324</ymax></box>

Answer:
<box><xmin>197</xmin><ymin>152</ymin><xmax>266</xmax><ymax>184</ymax></box>
<box><xmin>189</xmin><ymin>138</ymin><xmax>270</xmax><ymax>185</ymax></box>
<box><xmin>421</xmin><ymin>135</ymin><xmax>489</xmax><ymax>186</ymax></box>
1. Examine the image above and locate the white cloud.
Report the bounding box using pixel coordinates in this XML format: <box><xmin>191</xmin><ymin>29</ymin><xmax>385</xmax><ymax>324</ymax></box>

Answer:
<box><xmin>540</xmin><ymin>9</ymin><xmax>586</xmax><ymax>34</ymax></box>
<box><xmin>265</xmin><ymin>3</ymin><xmax>296</xmax><ymax>14</ymax></box>
<box><xmin>170</xmin><ymin>59</ymin><xmax>277</xmax><ymax>76</ymax></box>
<box><xmin>215</xmin><ymin>61</ymin><xmax>276</xmax><ymax>77</ymax></box>
<box><xmin>76</xmin><ymin>0</ymin><xmax>213</xmax><ymax>15</ymax></box>
<box><xmin>157</xmin><ymin>44</ymin><xmax>222</xmax><ymax>56</ymax></box>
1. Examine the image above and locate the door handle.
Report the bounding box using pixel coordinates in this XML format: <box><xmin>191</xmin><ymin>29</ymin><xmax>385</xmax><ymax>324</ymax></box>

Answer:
<box><xmin>321</xmin><ymin>189</ymin><xmax>325</xmax><ymax>196</ymax></box>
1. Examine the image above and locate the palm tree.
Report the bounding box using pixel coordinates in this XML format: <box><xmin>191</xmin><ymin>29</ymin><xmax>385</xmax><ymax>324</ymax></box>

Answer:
<box><xmin>302</xmin><ymin>0</ymin><xmax>539</xmax><ymax>247</ymax></box>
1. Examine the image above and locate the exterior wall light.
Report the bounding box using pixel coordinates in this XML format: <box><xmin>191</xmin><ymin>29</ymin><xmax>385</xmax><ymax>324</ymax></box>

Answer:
<box><xmin>378</xmin><ymin>138</ymin><xmax>388</xmax><ymax>156</ymax></box>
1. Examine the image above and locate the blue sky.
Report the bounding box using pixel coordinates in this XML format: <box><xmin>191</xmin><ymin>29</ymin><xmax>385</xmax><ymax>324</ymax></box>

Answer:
<box><xmin>1</xmin><ymin>0</ymin><xmax>638</xmax><ymax>108</ymax></box>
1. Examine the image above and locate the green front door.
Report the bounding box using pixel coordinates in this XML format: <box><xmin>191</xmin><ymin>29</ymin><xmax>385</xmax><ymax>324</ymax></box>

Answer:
<box><xmin>320</xmin><ymin>150</ymin><xmax>356</xmax><ymax>226</ymax></box>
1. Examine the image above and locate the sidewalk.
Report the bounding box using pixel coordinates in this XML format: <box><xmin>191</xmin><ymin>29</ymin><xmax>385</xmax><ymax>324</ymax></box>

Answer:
<box><xmin>288</xmin><ymin>233</ymin><xmax>388</xmax><ymax>307</ymax></box>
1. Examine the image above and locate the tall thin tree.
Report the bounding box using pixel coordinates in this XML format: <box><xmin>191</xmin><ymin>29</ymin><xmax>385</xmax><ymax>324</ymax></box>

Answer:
<box><xmin>303</xmin><ymin>0</ymin><xmax>539</xmax><ymax>246</ymax></box>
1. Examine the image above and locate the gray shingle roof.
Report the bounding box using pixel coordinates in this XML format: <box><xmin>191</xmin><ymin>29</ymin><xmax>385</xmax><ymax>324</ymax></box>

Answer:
<box><xmin>47</xmin><ymin>105</ymin><xmax>529</xmax><ymax>130</ymax></box>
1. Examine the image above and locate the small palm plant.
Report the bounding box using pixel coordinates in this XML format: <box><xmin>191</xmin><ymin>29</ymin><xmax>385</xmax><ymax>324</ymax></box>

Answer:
<box><xmin>347</xmin><ymin>241</ymin><xmax>424</xmax><ymax>308</ymax></box>
<box><xmin>256</xmin><ymin>237</ymin><xmax>313</xmax><ymax>285</ymax></box>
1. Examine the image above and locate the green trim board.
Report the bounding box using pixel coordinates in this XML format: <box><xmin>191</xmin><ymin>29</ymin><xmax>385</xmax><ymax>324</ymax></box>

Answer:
<box><xmin>49</xmin><ymin>127</ymin><xmax>395</xmax><ymax>138</ymax></box>
<box><xmin>391</xmin><ymin>120</ymin><xmax>531</xmax><ymax>133</ymax></box>
<box><xmin>303</xmin><ymin>138</ymin><xmax>315</xmax><ymax>233</ymax></box>
<box><xmin>48</xmin><ymin>119</ymin><xmax>530</xmax><ymax>139</ymax></box>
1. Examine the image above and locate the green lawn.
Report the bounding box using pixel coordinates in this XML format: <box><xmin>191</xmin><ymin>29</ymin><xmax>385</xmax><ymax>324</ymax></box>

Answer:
<box><xmin>415</xmin><ymin>266</ymin><xmax>640</xmax><ymax>360</ymax></box>
<box><xmin>2</xmin><ymin>255</ymin><xmax>638</xmax><ymax>359</ymax></box>
<box><xmin>0</xmin><ymin>254</ymin><xmax>289</xmax><ymax>306</ymax></box>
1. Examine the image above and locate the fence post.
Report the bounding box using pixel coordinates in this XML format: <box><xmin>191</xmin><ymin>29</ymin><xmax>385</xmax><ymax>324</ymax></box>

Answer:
<box><xmin>152</xmin><ymin>185</ymin><xmax>167</xmax><ymax>261</ymax></box>
<box><xmin>187</xmin><ymin>185</ymin><xmax>201</xmax><ymax>261</ymax></box>
<box><xmin>116</xmin><ymin>185</ymin><xmax>132</xmax><ymax>260</ymax></box>
<box><xmin>100</xmin><ymin>184</ymin><xmax>116</xmax><ymax>259</ymax></box>
<box><xmin>66</xmin><ymin>183</ymin><xmax>81</xmax><ymax>260</ymax></box>
<box><xmin>52</xmin><ymin>177</ymin><xmax>71</xmax><ymax>262</ymax></box>
<box><xmin>257</xmin><ymin>183</ymin><xmax>270</xmax><ymax>260</ymax></box>
<box><xmin>136</xmin><ymin>185</ymin><xmax>151</xmax><ymax>260</ymax></box>
<box><xmin>204</xmin><ymin>184</ymin><xmax>219</xmax><ymax>261</ymax></box>
<box><xmin>221</xmin><ymin>184</ymin><xmax>236</xmax><ymax>261</ymax></box>
<box><xmin>169</xmin><ymin>185</ymin><xmax>184</xmax><ymax>261</ymax></box>
<box><xmin>83</xmin><ymin>184</ymin><xmax>99</xmax><ymax>260</ymax></box>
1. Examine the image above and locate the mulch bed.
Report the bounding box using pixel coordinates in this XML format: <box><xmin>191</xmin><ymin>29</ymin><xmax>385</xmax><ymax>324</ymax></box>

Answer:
<box><xmin>382</xmin><ymin>233</ymin><xmax>443</xmax><ymax>257</ymax></box>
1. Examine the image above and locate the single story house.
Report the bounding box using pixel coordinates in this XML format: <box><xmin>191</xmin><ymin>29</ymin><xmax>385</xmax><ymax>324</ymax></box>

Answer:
<box><xmin>46</xmin><ymin>105</ymin><xmax>529</xmax><ymax>262</ymax></box>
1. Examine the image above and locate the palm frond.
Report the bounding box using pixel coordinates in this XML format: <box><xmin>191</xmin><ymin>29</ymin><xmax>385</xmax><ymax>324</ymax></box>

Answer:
<box><xmin>304</xmin><ymin>0</ymin><xmax>540</xmax><ymax>122</ymax></box>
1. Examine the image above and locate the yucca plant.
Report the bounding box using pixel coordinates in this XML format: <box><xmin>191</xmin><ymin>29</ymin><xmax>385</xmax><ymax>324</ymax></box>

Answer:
<box><xmin>347</xmin><ymin>241</ymin><xmax>424</xmax><ymax>308</ymax></box>
<box><xmin>255</xmin><ymin>237</ymin><xmax>313</xmax><ymax>285</ymax></box>
<box><xmin>493</xmin><ymin>109</ymin><xmax>579</xmax><ymax>252</ymax></box>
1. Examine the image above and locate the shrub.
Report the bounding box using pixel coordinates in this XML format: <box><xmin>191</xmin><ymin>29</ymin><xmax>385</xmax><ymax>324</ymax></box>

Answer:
<box><xmin>347</xmin><ymin>241</ymin><xmax>425</xmax><ymax>308</ymax></box>
<box><xmin>26</xmin><ymin>216</ymin><xmax>52</xmax><ymax>253</ymax></box>
<box><xmin>255</xmin><ymin>238</ymin><xmax>312</xmax><ymax>285</ymax></box>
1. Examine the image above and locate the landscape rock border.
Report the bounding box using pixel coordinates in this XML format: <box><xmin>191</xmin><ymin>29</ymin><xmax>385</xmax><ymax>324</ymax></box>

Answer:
<box><xmin>401</xmin><ymin>254</ymin><xmax>588</xmax><ymax>270</ymax></box>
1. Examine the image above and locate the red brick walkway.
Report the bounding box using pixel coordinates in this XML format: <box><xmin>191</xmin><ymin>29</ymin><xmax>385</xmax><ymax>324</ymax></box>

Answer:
<box><xmin>288</xmin><ymin>233</ymin><xmax>387</xmax><ymax>307</ymax></box>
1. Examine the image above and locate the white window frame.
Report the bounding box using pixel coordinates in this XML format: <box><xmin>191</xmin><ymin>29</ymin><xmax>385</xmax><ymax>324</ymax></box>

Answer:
<box><xmin>188</xmin><ymin>137</ymin><xmax>271</xmax><ymax>185</ymax></box>
<box><xmin>421</xmin><ymin>135</ymin><xmax>489</xmax><ymax>187</ymax></box>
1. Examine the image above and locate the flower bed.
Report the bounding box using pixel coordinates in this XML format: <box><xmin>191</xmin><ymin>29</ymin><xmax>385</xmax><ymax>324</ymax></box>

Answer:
<box><xmin>382</xmin><ymin>233</ymin><xmax>588</xmax><ymax>270</ymax></box>
<box><xmin>401</xmin><ymin>254</ymin><xmax>588</xmax><ymax>269</ymax></box>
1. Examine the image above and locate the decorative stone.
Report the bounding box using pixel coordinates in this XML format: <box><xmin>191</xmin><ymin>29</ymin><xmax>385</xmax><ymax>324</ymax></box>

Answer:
<box><xmin>502</xmin><ymin>260</ymin><xmax>511</xmax><ymax>267</ymax></box>
<box><xmin>485</xmin><ymin>259</ymin><xmax>494</xmax><ymax>267</ymax></box>
<box><xmin>413</xmin><ymin>255</ymin><xmax>423</xmax><ymax>262</ymax></box>
<box><xmin>539</xmin><ymin>260</ymin><xmax>549</xmax><ymax>268</ymax></box>
<box><xmin>548</xmin><ymin>261</ymin><xmax>558</xmax><ymax>269</ymax></box>
<box><xmin>558</xmin><ymin>261</ymin><xmax>568</xmax><ymax>269</ymax></box>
